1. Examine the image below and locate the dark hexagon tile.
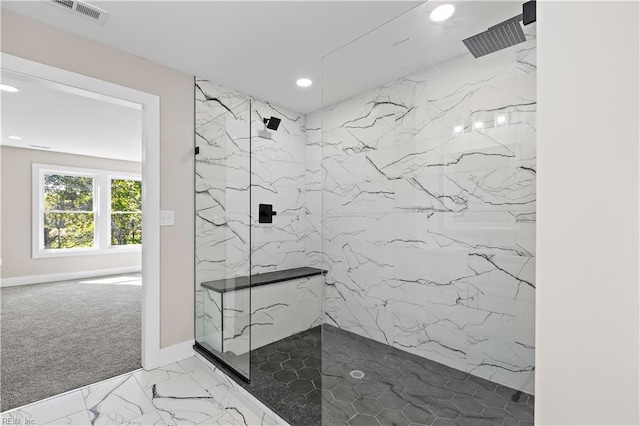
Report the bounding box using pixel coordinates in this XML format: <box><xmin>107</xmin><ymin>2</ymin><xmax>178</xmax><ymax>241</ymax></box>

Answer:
<box><xmin>289</xmin><ymin>378</ymin><xmax>314</xmax><ymax>395</ymax></box>
<box><xmin>353</xmin><ymin>397</ymin><xmax>384</xmax><ymax>417</ymax></box>
<box><xmin>272</xmin><ymin>369</ymin><xmax>297</xmax><ymax>384</ymax></box>
<box><xmin>466</xmin><ymin>375</ymin><xmax>497</xmax><ymax>392</ymax></box>
<box><xmin>325</xmin><ymin>399</ymin><xmax>357</xmax><ymax>422</ymax></box>
<box><xmin>428</xmin><ymin>400</ymin><xmax>461</xmax><ymax>419</ymax></box>
<box><xmin>474</xmin><ymin>390</ymin><xmax>507</xmax><ymax>409</ymax></box>
<box><xmin>402</xmin><ymin>388</ymin><xmax>433</xmax><ymax>407</ymax></box>
<box><xmin>401</xmin><ymin>374</ymin><xmax>428</xmax><ymax>390</ymax></box>
<box><xmin>377</xmin><ymin>391</ymin><xmax>409</xmax><ymax>411</ymax></box>
<box><xmin>505</xmin><ymin>401</ymin><xmax>534</xmax><ymax>422</ymax></box>
<box><xmin>432</xmin><ymin>418</ymin><xmax>461</xmax><ymax>426</ymax></box>
<box><xmin>378</xmin><ymin>379</ymin><xmax>406</xmax><ymax>395</ymax></box>
<box><xmin>323</xmin><ymin>376</ymin><xmax>340</xmax><ymax>390</ymax></box>
<box><xmin>323</xmin><ymin>365</ymin><xmax>343</xmax><ymax>377</ymax></box>
<box><xmin>451</xmin><ymin>396</ymin><xmax>484</xmax><ymax>415</ymax></box>
<box><xmin>494</xmin><ymin>385</ymin><xmax>523</xmax><ymax>403</ymax></box>
<box><xmin>350</xmin><ymin>413</ymin><xmax>382</xmax><ymax>426</ymax></box>
<box><xmin>355</xmin><ymin>382</ymin><xmax>383</xmax><ymax>398</ymax></box>
<box><xmin>457</xmin><ymin>414</ymin><xmax>494</xmax><ymax>426</ymax></box>
<box><xmin>424</xmin><ymin>384</ymin><xmax>454</xmax><ymax>400</ymax></box>
<box><xmin>304</xmin><ymin>357</ymin><xmax>322</xmax><ymax>368</ymax></box>
<box><xmin>251</xmin><ymin>353</ymin><xmax>268</xmax><ymax>365</ymax></box>
<box><xmin>378</xmin><ymin>366</ymin><xmax>405</xmax><ymax>381</ymax></box>
<box><xmin>290</xmin><ymin>349</ymin><xmax>310</xmax><ymax>360</ymax></box>
<box><xmin>258</xmin><ymin>361</ymin><xmax>282</xmax><ymax>374</ymax></box>
<box><xmin>424</xmin><ymin>372</ymin><xmax>448</xmax><ymax>387</ymax></box>
<box><xmin>256</xmin><ymin>345</ymin><xmax>277</xmax><ymax>355</ymax></box>
<box><xmin>482</xmin><ymin>407</ymin><xmax>519</xmax><ymax>426</ymax></box>
<box><xmin>445</xmin><ymin>380</ymin><xmax>476</xmax><ymax>397</ymax></box>
<box><xmin>267</xmin><ymin>352</ymin><xmax>290</xmax><ymax>363</ymax></box>
<box><xmin>275</xmin><ymin>342</ymin><xmax>296</xmax><ymax>353</ymax></box>
<box><xmin>281</xmin><ymin>358</ymin><xmax>304</xmax><ymax>370</ymax></box>
<box><xmin>332</xmin><ymin>385</ymin><xmax>360</xmax><ymax>403</ymax></box>
<box><xmin>402</xmin><ymin>405</ymin><xmax>436</xmax><ymax>425</ymax></box>
<box><xmin>306</xmin><ymin>389</ymin><xmax>322</xmax><ymax>406</ymax></box>
<box><xmin>377</xmin><ymin>409</ymin><xmax>411</xmax><ymax>426</ymax></box>
<box><xmin>298</xmin><ymin>367</ymin><xmax>321</xmax><ymax>380</ymax></box>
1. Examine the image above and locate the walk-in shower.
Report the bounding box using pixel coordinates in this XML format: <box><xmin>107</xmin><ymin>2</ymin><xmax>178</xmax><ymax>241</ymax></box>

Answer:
<box><xmin>194</xmin><ymin>1</ymin><xmax>536</xmax><ymax>424</ymax></box>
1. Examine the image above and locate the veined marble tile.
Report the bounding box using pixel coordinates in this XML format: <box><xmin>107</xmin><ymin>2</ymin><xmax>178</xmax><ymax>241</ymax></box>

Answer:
<box><xmin>133</xmin><ymin>362</ymin><xmax>186</xmax><ymax>390</ymax></box>
<box><xmin>466</xmin><ymin>337</ymin><xmax>535</xmax><ymax>395</ymax></box>
<box><xmin>326</xmin><ymin>299</ymin><xmax>394</xmax><ymax>346</ymax></box>
<box><xmin>48</xmin><ymin>410</ymin><xmax>93</xmax><ymax>426</ymax></box>
<box><xmin>0</xmin><ymin>390</ymin><xmax>87</xmax><ymax>426</ymax></box>
<box><xmin>82</xmin><ymin>374</ymin><xmax>155</xmax><ymax>425</ymax></box>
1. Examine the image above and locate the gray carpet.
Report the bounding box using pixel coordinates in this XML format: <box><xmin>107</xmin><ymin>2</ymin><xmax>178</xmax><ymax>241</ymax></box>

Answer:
<box><xmin>1</xmin><ymin>274</ymin><xmax>141</xmax><ymax>412</ymax></box>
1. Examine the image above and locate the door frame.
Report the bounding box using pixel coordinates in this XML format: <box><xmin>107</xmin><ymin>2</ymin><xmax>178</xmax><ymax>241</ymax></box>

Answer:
<box><xmin>1</xmin><ymin>52</ymin><xmax>162</xmax><ymax>369</ymax></box>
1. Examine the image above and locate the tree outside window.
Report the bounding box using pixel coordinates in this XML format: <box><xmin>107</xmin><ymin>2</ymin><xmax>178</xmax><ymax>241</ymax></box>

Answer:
<box><xmin>110</xmin><ymin>179</ymin><xmax>142</xmax><ymax>246</ymax></box>
<box><xmin>43</xmin><ymin>174</ymin><xmax>95</xmax><ymax>249</ymax></box>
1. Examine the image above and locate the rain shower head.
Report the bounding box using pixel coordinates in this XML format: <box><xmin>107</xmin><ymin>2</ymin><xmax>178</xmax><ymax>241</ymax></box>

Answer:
<box><xmin>462</xmin><ymin>1</ymin><xmax>536</xmax><ymax>59</ymax></box>
<box><xmin>263</xmin><ymin>116</ymin><xmax>281</xmax><ymax>131</ymax></box>
<box><xmin>462</xmin><ymin>15</ymin><xmax>526</xmax><ymax>59</ymax></box>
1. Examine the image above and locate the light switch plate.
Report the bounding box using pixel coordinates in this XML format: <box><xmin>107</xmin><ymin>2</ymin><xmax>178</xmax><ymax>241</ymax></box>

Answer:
<box><xmin>160</xmin><ymin>210</ymin><xmax>175</xmax><ymax>226</ymax></box>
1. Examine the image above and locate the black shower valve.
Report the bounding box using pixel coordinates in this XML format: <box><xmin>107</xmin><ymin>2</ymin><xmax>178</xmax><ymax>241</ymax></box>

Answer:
<box><xmin>259</xmin><ymin>204</ymin><xmax>277</xmax><ymax>223</ymax></box>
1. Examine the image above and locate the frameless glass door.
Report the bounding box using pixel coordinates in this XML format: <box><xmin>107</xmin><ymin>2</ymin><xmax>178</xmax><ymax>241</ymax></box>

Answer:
<box><xmin>195</xmin><ymin>82</ymin><xmax>252</xmax><ymax>379</ymax></box>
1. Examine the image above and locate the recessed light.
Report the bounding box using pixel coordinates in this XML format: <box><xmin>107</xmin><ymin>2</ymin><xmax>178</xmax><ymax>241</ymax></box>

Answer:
<box><xmin>0</xmin><ymin>84</ymin><xmax>19</xmax><ymax>93</ymax></box>
<box><xmin>7</xmin><ymin>135</ymin><xmax>22</xmax><ymax>140</ymax></box>
<box><xmin>430</xmin><ymin>4</ymin><xmax>455</xmax><ymax>22</ymax></box>
<box><xmin>296</xmin><ymin>78</ymin><xmax>312</xmax><ymax>88</ymax></box>
<box><xmin>474</xmin><ymin>121</ymin><xmax>484</xmax><ymax>129</ymax></box>
<box><xmin>454</xmin><ymin>125</ymin><xmax>463</xmax><ymax>134</ymax></box>
<box><xmin>496</xmin><ymin>115</ymin><xmax>507</xmax><ymax>125</ymax></box>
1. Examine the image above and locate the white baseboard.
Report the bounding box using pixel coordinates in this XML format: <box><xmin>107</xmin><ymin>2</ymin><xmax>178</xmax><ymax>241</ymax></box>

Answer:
<box><xmin>146</xmin><ymin>339</ymin><xmax>195</xmax><ymax>370</ymax></box>
<box><xmin>0</xmin><ymin>266</ymin><xmax>142</xmax><ymax>287</ymax></box>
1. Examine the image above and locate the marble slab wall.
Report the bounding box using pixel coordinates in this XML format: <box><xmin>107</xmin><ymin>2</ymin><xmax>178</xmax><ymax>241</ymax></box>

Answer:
<box><xmin>312</xmin><ymin>36</ymin><xmax>537</xmax><ymax>394</ymax></box>
<box><xmin>195</xmin><ymin>80</ymin><xmax>316</xmax><ymax>354</ymax></box>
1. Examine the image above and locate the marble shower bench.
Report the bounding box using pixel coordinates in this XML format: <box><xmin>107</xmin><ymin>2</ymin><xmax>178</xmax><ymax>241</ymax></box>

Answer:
<box><xmin>200</xmin><ymin>267</ymin><xmax>326</xmax><ymax>355</ymax></box>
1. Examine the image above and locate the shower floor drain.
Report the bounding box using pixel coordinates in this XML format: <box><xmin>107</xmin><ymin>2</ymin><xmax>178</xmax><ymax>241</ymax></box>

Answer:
<box><xmin>349</xmin><ymin>370</ymin><xmax>365</xmax><ymax>379</ymax></box>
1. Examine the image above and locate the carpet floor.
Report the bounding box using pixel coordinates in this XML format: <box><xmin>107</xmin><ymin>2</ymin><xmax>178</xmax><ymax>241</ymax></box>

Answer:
<box><xmin>1</xmin><ymin>274</ymin><xmax>141</xmax><ymax>412</ymax></box>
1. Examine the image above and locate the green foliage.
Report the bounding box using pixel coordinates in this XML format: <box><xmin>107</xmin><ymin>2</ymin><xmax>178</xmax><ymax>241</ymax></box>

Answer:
<box><xmin>111</xmin><ymin>179</ymin><xmax>142</xmax><ymax>246</ymax></box>
<box><xmin>43</xmin><ymin>174</ymin><xmax>95</xmax><ymax>249</ymax></box>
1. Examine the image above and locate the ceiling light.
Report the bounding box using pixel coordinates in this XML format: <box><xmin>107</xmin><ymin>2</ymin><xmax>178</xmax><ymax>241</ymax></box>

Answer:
<box><xmin>430</xmin><ymin>4</ymin><xmax>455</xmax><ymax>22</ymax></box>
<box><xmin>7</xmin><ymin>135</ymin><xmax>22</xmax><ymax>140</ymax></box>
<box><xmin>496</xmin><ymin>115</ymin><xmax>507</xmax><ymax>125</ymax></box>
<box><xmin>474</xmin><ymin>121</ymin><xmax>484</xmax><ymax>129</ymax></box>
<box><xmin>296</xmin><ymin>78</ymin><xmax>312</xmax><ymax>88</ymax></box>
<box><xmin>454</xmin><ymin>125</ymin><xmax>463</xmax><ymax>134</ymax></box>
<box><xmin>0</xmin><ymin>84</ymin><xmax>19</xmax><ymax>93</ymax></box>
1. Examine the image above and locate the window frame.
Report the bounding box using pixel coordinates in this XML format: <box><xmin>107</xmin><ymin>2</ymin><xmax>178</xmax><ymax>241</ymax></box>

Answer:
<box><xmin>32</xmin><ymin>164</ymin><xmax>141</xmax><ymax>258</ymax></box>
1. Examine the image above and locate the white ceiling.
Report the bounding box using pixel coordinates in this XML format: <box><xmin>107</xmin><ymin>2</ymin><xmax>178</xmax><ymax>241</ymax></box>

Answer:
<box><xmin>323</xmin><ymin>0</ymin><xmax>527</xmax><ymax>106</ymax></box>
<box><xmin>0</xmin><ymin>72</ymin><xmax>142</xmax><ymax>161</ymax></box>
<box><xmin>1</xmin><ymin>0</ymin><xmax>423</xmax><ymax>114</ymax></box>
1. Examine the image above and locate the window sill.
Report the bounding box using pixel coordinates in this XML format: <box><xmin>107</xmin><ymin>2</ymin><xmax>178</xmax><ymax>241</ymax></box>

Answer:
<box><xmin>33</xmin><ymin>245</ymin><xmax>141</xmax><ymax>259</ymax></box>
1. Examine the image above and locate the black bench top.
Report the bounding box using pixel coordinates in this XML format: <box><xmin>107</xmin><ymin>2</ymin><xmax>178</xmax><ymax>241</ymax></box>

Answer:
<box><xmin>201</xmin><ymin>266</ymin><xmax>326</xmax><ymax>294</ymax></box>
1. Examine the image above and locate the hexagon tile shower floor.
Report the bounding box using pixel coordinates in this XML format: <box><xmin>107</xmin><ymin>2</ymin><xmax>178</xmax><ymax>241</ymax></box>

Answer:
<box><xmin>248</xmin><ymin>325</ymin><xmax>534</xmax><ymax>425</ymax></box>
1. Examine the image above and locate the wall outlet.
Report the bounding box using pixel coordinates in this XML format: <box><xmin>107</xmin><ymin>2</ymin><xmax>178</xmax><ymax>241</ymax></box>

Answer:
<box><xmin>160</xmin><ymin>210</ymin><xmax>175</xmax><ymax>226</ymax></box>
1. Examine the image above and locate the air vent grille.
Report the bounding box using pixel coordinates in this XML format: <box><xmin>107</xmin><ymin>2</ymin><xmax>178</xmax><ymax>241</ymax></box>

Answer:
<box><xmin>52</xmin><ymin>0</ymin><xmax>73</xmax><ymax>9</ymax></box>
<box><xmin>47</xmin><ymin>0</ymin><xmax>108</xmax><ymax>24</ymax></box>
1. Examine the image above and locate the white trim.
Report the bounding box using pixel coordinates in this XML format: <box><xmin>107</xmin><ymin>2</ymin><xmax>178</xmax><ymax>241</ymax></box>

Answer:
<box><xmin>154</xmin><ymin>340</ymin><xmax>196</xmax><ymax>368</ymax></box>
<box><xmin>1</xmin><ymin>53</ymin><xmax>162</xmax><ymax>370</ymax></box>
<box><xmin>0</xmin><ymin>266</ymin><xmax>142</xmax><ymax>287</ymax></box>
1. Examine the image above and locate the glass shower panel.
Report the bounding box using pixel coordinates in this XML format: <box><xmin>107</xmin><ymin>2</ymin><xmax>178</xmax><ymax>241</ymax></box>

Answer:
<box><xmin>195</xmin><ymin>92</ymin><xmax>252</xmax><ymax>380</ymax></box>
<box><xmin>321</xmin><ymin>1</ymin><xmax>536</xmax><ymax>424</ymax></box>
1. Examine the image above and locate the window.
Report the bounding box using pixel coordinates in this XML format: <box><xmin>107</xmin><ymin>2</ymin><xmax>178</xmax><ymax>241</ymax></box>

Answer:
<box><xmin>33</xmin><ymin>164</ymin><xmax>141</xmax><ymax>257</ymax></box>
<box><xmin>110</xmin><ymin>179</ymin><xmax>142</xmax><ymax>246</ymax></box>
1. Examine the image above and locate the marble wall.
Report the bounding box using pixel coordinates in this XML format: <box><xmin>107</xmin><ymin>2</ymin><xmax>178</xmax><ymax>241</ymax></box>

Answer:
<box><xmin>311</xmin><ymin>37</ymin><xmax>537</xmax><ymax>393</ymax></box>
<box><xmin>195</xmin><ymin>80</ymin><xmax>316</xmax><ymax>355</ymax></box>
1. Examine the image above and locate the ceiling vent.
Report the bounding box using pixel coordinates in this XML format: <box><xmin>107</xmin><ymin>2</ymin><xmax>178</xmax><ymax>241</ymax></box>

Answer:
<box><xmin>48</xmin><ymin>0</ymin><xmax>108</xmax><ymax>24</ymax></box>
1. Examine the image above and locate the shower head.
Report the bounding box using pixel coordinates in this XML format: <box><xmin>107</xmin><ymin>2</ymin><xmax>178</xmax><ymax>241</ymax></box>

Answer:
<box><xmin>462</xmin><ymin>15</ymin><xmax>526</xmax><ymax>59</ymax></box>
<box><xmin>462</xmin><ymin>1</ymin><xmax>536</xmax><ymax>59</ymax></box>
<box><xmin>263</xmin><ymin>116</ymin><xmax>281</xmax><ymax>131</ymax></box>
